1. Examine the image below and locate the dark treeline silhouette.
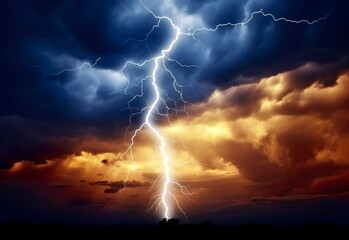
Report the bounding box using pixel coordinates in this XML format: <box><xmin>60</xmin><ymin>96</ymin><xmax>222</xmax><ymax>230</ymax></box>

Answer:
<box><xmin>1</xmin><ymin>219</ymin><xmax>348</xmax><ymax>239</ymax></box>
<box><xmin>159</xmin><ymin>218</ymin><xmax>180</xmax><ymax>226</ymax></box>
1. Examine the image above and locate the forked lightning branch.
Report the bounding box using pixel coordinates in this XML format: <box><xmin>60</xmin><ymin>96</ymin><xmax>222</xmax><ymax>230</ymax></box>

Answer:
<box><xmin>117</xmin><ymin>0</ymin><xmax>327</xmax><ymax>220</ymax></box>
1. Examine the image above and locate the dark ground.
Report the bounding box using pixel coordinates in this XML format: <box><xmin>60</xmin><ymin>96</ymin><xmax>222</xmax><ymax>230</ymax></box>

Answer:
<box><xmin>1</xmin><ymin>220</ymin><xmax>349</xmax><ymax>240</ymax></box>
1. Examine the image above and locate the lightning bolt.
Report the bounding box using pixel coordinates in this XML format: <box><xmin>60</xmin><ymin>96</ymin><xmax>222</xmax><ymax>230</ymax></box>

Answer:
<box><xmin>117</xmin><ymin>1</ymin><xmax>188</xmax><ymax>220</ymax></box>
<box><xmin>190</xmin><ymin>9</ymin><xmax>330</xmax><ymax>35</ymax></box>
<box><xmin>117</xmin><ymin>1</ymin><xmax>328</xmax><ymax>221</ymax></box>
<box><xmin>17</xmin><ymin>57</ymin><xmax>101</xmax><ymax>77</ymax></box>
<box><xmin>18</xmin><ymin>0</ymin><xmax>328</xmax><ymax>221</ymax></box>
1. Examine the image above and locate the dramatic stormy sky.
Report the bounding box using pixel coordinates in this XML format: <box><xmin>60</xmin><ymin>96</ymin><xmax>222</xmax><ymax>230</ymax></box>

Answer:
<box><xmin>1</xmin><ymin>0</ymin><xmax>349</xmax><ymax>224</ymax></box>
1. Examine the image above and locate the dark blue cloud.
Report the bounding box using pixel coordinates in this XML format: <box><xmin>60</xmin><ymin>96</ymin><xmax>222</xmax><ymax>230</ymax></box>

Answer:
<box><xmin>182</xmin><ymin>0</ymin><xmax>349</xmax><ymax>88</ymax></box>
<box><xmin>0</xmin><ymin>0</ymin><xmax>349</xmax><ymax>168</ymax></box>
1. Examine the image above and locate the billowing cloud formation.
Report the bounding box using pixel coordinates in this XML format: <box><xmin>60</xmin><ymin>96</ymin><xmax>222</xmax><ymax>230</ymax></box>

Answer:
<box><xmin>1</xmin><ymin>0</ymin><xmax>349</xmax><ymax>168</ymax></box>
<box><xmin>195</xmin><ymin>67</ymin><xmax>349</xmax><ymax>190</ymax></box>
<box><xmin>164</xmin><ymin>67</ymin><xmax>349</xmax><ymax>223</ymax></box>
<box><xmin>0</xmin><ymin>0</ymin><xmax>349</xmax><ymax>224</ymax></box>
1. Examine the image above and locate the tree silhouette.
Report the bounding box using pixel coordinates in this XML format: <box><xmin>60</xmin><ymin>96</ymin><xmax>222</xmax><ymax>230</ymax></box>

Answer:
<box><xmin>158</xmin><ymin>218</ymin><xmax>180</xmax><ymax>226</ymax></box>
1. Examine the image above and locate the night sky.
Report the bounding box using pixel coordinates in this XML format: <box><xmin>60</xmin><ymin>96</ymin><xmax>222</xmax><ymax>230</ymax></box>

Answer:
<box><xmin>1</xmin><ymin>0</ymin><xmax>349</xmax><ymax>225</ymax></box>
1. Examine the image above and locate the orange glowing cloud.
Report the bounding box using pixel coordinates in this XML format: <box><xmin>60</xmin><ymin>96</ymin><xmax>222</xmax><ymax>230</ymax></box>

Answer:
<box><xmin>2</xmin><ymin>63</ymin><xmax>349</xmax><ymax>220</ymax></box>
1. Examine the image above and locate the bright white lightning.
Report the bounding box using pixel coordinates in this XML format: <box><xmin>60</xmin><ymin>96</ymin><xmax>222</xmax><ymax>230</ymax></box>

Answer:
<box><xmin>190</xmin><ymin>9</ymin><xmax>330</xmax><ymax>35</ymax></box>
<box><xmin>118</xmin><ymin>2</ymin><xmax>183</xmax><ymax>220</ymax></box>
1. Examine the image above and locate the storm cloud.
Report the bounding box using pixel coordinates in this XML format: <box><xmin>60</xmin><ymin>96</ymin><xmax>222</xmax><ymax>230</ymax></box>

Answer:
<box><xmin>1</xmin><ymin>0</ymin><xmax>349</xmax><ymax>224</ymax></box>
<box><xmin>1</xmin><ymin>0</ymin><xmax>349</xmax><ymax>168</ymax></box>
